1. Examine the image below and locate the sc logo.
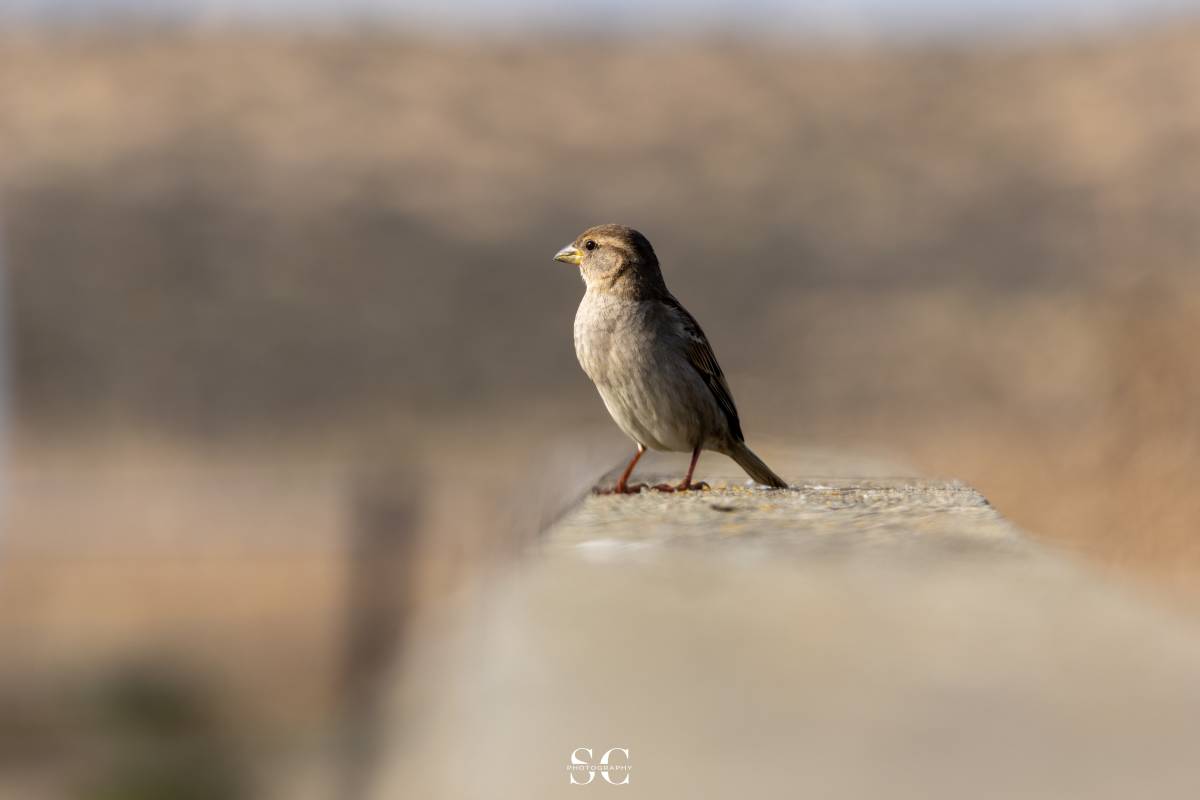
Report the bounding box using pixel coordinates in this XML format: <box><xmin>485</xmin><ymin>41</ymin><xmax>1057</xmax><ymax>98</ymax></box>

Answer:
<box><xmin>568</xmin><ymin>746</ymin><xmax>632</xmax><ymax>785</ymax></box>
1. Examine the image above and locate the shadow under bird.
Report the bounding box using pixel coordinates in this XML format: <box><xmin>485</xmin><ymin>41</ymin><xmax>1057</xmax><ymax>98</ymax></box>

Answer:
<box><xmin>555</xmin><ymin>224</ymin><xmax>788</xmax><ymax>493</ymax></box>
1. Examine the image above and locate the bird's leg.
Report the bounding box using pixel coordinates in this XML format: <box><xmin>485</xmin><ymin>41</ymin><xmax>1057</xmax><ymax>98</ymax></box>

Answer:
<box><xmin>595</xmin><ymin>444</ymin><xmax>648</xmax><ymax>495</ymax></box>
<box><xmin>678</xmin><ymin>446</ymin><xmax>709</xmax><ymax>491</ymax></box>
<box><xmin>653</xmin><ymin>446</ymin><xmax>710</xmax><ymax>492</ymax></box>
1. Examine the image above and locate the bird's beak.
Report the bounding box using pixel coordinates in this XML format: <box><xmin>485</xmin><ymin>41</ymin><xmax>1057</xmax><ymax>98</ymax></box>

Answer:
<box><xmin>554</xmin><ymin>244</ymin><xmax>583</xmax><ymax>265</ymax></box>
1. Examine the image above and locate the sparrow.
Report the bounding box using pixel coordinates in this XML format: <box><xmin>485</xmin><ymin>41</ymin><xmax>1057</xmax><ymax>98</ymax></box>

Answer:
<box><xmin>555</xmin><ymin>224</ymin><xmax>787</xmax><ymax>493</ymax></box>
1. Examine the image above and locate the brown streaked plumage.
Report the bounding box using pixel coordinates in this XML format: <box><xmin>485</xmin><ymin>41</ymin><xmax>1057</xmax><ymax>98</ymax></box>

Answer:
<box><xmin>554</xmin><ymin>224</ymin><xmax>787</xmax><ymax>493</ymax></box>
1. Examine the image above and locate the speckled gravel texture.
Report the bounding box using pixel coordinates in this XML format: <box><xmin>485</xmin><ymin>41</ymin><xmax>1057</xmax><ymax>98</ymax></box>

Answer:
<box><xmin>546</xmin><ymin>448</ymin><xmax>1031</xmax><ymax>560</ymax></box>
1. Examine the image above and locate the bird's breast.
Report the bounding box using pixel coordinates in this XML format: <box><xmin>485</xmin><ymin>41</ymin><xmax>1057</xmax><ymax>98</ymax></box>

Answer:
<box><xmin>573</xmin><ymin>293</ymin><xmax>711</xmax><ymax>452</ymax></box>
<box><xmin>573</xmin><ymin>293</ymin><xmax>650</xmax><ymax>386</ymax></box>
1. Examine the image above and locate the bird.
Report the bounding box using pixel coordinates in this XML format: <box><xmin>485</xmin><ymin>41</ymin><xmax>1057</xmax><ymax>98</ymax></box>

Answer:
<box><xmin>555</xmin><ymin>224</ymin><xmax>787</xmax><ymax>494</ymax></box>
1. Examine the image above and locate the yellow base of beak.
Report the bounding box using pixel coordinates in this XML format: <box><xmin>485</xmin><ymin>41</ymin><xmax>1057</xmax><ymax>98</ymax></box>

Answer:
<box><xmin>554</xmin><ymin>244</ymin><xmax>583</xmax><ymax>265</ymax></box>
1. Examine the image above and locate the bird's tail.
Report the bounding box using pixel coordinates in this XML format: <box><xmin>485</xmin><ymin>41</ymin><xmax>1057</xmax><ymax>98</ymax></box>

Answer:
<box><xmin>726</xmin><ymin>442</ymin><xmax>788</xmax><ymax>488</ymax></box>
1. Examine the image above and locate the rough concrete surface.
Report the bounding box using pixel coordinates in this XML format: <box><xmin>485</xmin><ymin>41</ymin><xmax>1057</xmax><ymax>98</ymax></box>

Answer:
<box><xmin>374</xmin><ymin>449</ymin><xmax>1200</xmax><ymax>799</ymax></box>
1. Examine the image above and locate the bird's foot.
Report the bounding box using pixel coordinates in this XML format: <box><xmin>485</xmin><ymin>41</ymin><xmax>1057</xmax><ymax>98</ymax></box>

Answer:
<box><xmin>650</xmin><ymin>481</ymin><xmax>710</xmax><ymax>493</ymax></box>
<box><xmin>594</xmin><ymin>482</ymin><xmax>648</xmax><ymax>495</ymax></box>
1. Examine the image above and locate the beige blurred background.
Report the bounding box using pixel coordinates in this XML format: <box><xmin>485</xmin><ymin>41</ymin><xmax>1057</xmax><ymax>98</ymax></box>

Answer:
<box><xmin>1</xmin><ymin>5</ymin><xmax>1200</xmax><ymax>797</ymax></box>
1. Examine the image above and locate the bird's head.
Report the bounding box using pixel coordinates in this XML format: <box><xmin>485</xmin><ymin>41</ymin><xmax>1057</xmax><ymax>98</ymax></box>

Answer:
<box><xmin>554</xmin><ymin>224</ymin><xmax>666</xmax><ymax>295</ymax></box>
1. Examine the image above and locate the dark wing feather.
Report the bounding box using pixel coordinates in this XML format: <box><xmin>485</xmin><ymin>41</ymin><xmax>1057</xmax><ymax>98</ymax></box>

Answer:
<box><xmin>661</xmin><ymin>295</ymin><xmax>744</xmax><ymax>442</ymax></box>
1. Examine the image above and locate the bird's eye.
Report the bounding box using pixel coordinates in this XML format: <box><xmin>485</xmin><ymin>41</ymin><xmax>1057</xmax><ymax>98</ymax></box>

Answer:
<box><xmin>584</xmin><ymin>239</ymin><xmax>597</xmax><ymax>251</ymax></box>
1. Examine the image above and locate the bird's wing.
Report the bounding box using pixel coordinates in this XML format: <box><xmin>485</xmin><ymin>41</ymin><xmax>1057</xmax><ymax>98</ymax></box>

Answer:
<box><xmin>661</xmin><ymin>295</ymin><xmax>745</xmax><ymax>442</ymax></box>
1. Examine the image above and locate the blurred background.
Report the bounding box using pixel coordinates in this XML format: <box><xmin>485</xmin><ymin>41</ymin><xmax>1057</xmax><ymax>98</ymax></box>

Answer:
<box><xmin>2</xmin><ymin>0</ymin><xmax>1200</xmax><ymax>796</ymax></box>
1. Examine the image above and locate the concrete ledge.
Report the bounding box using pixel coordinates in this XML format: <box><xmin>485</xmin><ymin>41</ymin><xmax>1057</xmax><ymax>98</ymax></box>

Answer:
<box><xmin>375</xmin><ymin>449</ymin><xmax>1200</xmax><ymax>800</ymax></box>
<box><xmin>551</xmin><ymin>477</ymin><xmax>1023</xmax><ymax>558</ymax></box>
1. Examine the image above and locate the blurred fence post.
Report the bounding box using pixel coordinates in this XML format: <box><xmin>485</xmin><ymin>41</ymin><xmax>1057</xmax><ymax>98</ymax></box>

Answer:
<box><xmin>0</xmin><ymin>218</ymin><xmax>9</xmax><ymax>531</ymax></box>
<box><xmin>337</xmin><ymin>464</ymin><xmax>420</xmax><ymax>800</ymax></box>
